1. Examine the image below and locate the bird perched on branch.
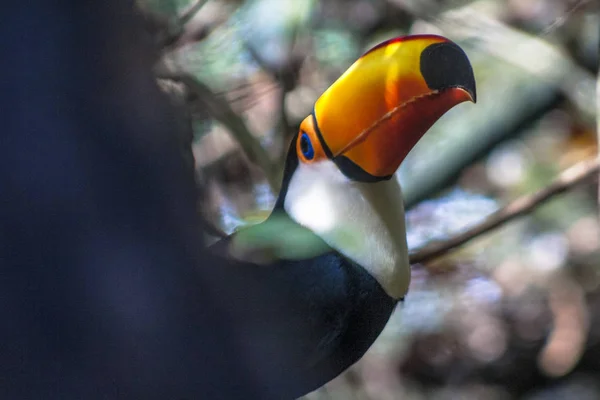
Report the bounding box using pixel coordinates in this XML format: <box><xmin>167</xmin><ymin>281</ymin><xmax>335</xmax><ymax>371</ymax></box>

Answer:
<box><xmin>209</xmin><ymin>34</ymin><xmax>476</xmax><ymax>399</ymax></box>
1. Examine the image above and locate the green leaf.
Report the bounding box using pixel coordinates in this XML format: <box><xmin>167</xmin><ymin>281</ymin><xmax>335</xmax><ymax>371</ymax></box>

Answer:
<box><xmin>231</xmin><ymin>212</ymin><xmax>331</xmax><ymax>261</ymax></box>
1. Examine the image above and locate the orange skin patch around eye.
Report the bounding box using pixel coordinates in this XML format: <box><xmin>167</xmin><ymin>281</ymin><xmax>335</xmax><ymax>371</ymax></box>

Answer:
<box><xmin>296</xmin><ymin>116</ymin><xmax>327</xmax><ymax>164</ymax></box>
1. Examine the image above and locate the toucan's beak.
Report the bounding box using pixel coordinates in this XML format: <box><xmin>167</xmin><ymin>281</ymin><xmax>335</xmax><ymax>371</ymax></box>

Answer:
<box><xmin>312</xmin><ymin>34</ymin><xmax>476</xmax><ymax>181</ymax></box>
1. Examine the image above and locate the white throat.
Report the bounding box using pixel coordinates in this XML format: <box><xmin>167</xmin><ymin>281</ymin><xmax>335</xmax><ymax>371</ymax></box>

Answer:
<box><xmin>284</xmin><ymin>160</ymin><xmax>410</xmax><ymax>299</ymax></box>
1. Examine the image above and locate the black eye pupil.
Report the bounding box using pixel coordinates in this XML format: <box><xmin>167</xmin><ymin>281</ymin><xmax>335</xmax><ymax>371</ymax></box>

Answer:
<box><xmin>299</xmin><ymin>132</ymin><xmax>315</xmax><ymax>160</ymax></box>
<box><xmin>300</xmin><ymin>136</ymin><xmax>309</xmax><ymax>153</ymax></box>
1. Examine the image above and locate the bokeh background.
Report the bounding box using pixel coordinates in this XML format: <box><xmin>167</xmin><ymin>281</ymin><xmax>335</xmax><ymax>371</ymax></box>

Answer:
<box><xmin>139</xmin><ymin>0</ymin><xmax>598</xmax><ymax>398</ymax></box>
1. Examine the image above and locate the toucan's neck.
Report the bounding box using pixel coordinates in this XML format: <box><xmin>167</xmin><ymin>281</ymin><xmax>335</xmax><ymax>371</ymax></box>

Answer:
<box><xmin>276</xmin><ymin>144</ymin><xmax>410</xmax><ymax>300</ymax></box>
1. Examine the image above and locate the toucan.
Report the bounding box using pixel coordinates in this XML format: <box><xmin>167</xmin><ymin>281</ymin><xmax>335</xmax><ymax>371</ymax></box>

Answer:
<box><xmin>209</xmin><ymin>34</ymin><xmax>476</xmax><ymax>399</ymax></box>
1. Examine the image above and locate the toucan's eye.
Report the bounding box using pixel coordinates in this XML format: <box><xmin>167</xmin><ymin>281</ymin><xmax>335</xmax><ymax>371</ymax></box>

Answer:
<box><xmin>296</xmin><ymin>116</ymin><xmax>325</xmax><ymax>163</ymax></box>
<box><xmin>300</xmin><ymin>132</ymin><xmax>314</xmax><ymax>160</ymax></box>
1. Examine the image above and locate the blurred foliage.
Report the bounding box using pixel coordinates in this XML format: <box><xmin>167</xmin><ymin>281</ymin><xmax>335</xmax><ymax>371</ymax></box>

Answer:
<box><xmin>138</xmin><ymin>0</ymin><xmax>599</xmax><ymax>398</ymax></box>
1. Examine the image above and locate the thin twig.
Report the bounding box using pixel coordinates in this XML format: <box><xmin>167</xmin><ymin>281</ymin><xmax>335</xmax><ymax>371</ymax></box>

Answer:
<box><xmin>409</xmin><ymin>157</ymin><xmax>600</xmax><ymax>264</ymax></box>
<box><xmin>215</xmin><ymin>79</ymin><xmax>272</xmax><ymax>96</ymax></box>
<box><xmin>157</xmin><ymin>70</ymin><xmax>279</xmax><ymax>190</ymax></box>
<box><xmin>541</xmin><ymin>0</ymin><xmax>590</xmax><ymax>36</ymax></box>
<box><xmin>226</xmin><ymin>84</ymin><xmax>279</xmax><ymax>108</ymax></box>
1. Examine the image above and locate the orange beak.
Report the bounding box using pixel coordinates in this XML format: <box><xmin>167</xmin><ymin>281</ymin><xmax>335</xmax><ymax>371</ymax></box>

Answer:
<box><xmin>297</xmin><ymin>34</ymin><xmax>476</xmax><ymax>181</ymax></box>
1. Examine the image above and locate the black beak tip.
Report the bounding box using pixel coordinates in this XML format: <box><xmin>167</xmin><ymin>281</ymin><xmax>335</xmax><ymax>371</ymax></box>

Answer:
<box><xmin>465</xmin><ymin>85</ymin><xmax>477</xmax><ymax>104</ymax></box>
<box><xmin>420</xmin><ymin>41</ymin><xmax>477</xmax><ymax>103</ymax></box>
<box><xmin>470</xmin><ymin>88</ymin><xmax>477</xmax><ymax>103</ymax></box>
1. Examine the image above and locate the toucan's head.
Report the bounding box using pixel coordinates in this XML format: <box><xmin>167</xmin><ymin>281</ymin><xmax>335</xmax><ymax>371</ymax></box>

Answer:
<box><xmin>293</xmin><ymin>34</ymin><xmax>476</xmax><ymax>183</ymax></box>
<box><xmin>278</xmin><ymin>35</ymin><xmax>476</xmax><ymax>299</ymax></box>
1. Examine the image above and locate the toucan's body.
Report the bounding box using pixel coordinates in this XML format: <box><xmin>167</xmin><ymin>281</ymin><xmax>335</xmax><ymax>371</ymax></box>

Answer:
<box><xmin>211</xmin><ymin>237</ymin><xmax>395</xmax><ymax>397</ymax></box>
<box><xmin>210</xmin><ymin>35</ymin><xmax>476</xmax><ymax>398</ymax></box>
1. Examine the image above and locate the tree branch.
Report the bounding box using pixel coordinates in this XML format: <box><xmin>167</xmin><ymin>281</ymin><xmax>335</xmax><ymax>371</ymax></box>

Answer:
<box><xmin>409</xmin><ymin>157</ymin><xmax>600</xmax><ymax>264</ymax></box>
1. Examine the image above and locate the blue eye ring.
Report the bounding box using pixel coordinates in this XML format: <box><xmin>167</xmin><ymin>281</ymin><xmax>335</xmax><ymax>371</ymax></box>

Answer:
<box><xmin>299</xmin><ymin>132</ymin><xmax>314</xmax><ymax>160</ymax></box>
